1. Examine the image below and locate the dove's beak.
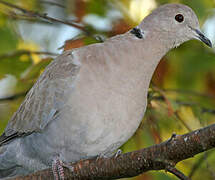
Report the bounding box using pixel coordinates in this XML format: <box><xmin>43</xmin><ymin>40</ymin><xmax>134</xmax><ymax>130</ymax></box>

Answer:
<box><xmin>194</xmin><ymin>29</ymin><xmax>212</xmax><ymax>48</ymax></box>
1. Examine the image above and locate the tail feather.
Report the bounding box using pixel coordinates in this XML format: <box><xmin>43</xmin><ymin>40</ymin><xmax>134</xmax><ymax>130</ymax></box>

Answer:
<box><xmin>0</xmin><ymin>142</ymin><xmax>21</xmax><ymax>179</ymax></box>
<box><xmin>0</xmin><ymin>166</ymin><xmax>19</xmax><ymax>179</ymax></box>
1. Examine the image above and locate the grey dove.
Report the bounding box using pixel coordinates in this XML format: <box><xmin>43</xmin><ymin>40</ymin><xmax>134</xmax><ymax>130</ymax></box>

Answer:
<box><xmin>0</xmin><ymin>3</ymin><xmax>212</xmax><ymax>179</ymax></box>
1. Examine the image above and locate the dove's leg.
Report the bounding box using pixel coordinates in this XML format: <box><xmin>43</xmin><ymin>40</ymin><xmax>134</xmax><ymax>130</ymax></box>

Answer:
<box><xmin>52</xmin><ymin>157</ymin><xmax>74</xmax><ymax>180</ymax></box>
<box><xmin>52</xmin><ymin>157</ymin><xmax>65</xmax><ymax>180</ymax></box>
<box><xmin>114</xmin><ymin>149</ymin><xmax>122</xmax><ymax>158</ymax></box>
<box><xmin>96</xmin><ymin>149</ymin><xmax>122</xmax><ymax>161</ymax></box>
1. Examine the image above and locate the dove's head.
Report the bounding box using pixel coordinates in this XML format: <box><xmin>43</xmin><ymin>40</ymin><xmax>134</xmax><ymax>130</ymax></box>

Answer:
<box><xmin>138</xmin><ymin>3</ymin><xmax>212</xmax><ymax>48</ymax></box>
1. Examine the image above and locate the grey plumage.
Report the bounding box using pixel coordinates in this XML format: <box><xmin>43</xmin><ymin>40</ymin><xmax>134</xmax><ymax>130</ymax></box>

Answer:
<box><xmin>0</xmin><ymin>3</ymin><xmax>212</xmax><ymax>178</ymax></box>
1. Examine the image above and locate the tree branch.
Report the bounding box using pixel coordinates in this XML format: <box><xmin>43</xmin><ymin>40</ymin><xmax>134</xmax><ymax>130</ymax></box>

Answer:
<box><xmin>0</xmin><ymin>0</ymin><xmax>89</xmax><ymax>34</ymax></box>
<box><xmin>166</xmin><ymin>166</ymin><xmax>191</xmax><ymax>180</ymax></box>
<box><xmin>11</xmin><ymin>123</ymin><xmax>215</xmax><ymax>180</ymax></box>
<box><xmin>188</xmin><ymin>151</ymin><xmax>213</xmax><ymax>178</ymax></box>
<box><xmin>5</xmin><ymin>10</ymin><xmax>53</xmax><ymax>25</ymax></box>
<box><xmin>0</xmin><ymin>50</ymin><xmax>59</xmax><ymax>60</ymax></box>
<box><xmin>39</xmin><ymin>0</ymin><xmax>66</xmax><ymax>8</ymax></box>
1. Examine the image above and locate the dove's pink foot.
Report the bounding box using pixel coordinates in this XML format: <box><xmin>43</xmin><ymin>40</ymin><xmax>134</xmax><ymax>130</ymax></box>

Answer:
<box><xmin>52</xmin><ymin>157</ymin><xmax>65</xmax><ymax>180</ymax></box>
<box><xmin>52</xmin><ymin>156</ymin><xmax>74</xmax><ymax>180</ymax></box>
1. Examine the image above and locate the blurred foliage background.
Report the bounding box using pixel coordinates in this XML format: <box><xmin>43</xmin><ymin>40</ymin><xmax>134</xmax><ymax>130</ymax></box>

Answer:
<box><xmin>0</xmin><ymin>0</ymin><xmax>215</xmax><ymax>179</ymax></box>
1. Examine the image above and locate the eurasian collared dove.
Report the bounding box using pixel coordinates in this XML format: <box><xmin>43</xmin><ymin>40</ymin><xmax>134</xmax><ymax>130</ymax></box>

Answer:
<box><xmin>0</xmin><ymin>3</ymin><xmax>212</xmax><ymax>179</ymax></box>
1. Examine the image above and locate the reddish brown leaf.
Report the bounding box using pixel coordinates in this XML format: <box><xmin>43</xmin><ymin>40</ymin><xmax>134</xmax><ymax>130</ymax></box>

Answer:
<box><xmin>206</xmin><ymin>72</ymin><xmax>215</xmax><ymax>97</ymax></box>
<box><xmin>147</xmin><ymin>116</ymin><xmax>162</xmax><ymax>144</ymax></box>
<box><xmin>152</xmin><ymin>57</ymin><xmax>169</xmax><ymax>87</ymax></box>
<box><xmin>109</xmin><ymin>19</ymin><xmax>131</xmax><ymax>36</ymax></box>
<box><xmin>136</xmin><ymin>173</ymin><xmax>153</xmax><ymax>180</ymax></box>
<box><xmin>74</xmin><ymin>0</ymin><xmax>86</xmax><ymax>22</ymax></box>
<box><xmin>63</xmin><ymin>38</ymin><xmax>85</xmax><ymax>51</ymax></box>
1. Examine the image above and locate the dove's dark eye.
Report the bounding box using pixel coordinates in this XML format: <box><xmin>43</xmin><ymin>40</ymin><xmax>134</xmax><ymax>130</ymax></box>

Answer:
<box><xmin>175</xmin><ymin>14</ymin><xmax>184</xmax><ymax>23</ymax></box>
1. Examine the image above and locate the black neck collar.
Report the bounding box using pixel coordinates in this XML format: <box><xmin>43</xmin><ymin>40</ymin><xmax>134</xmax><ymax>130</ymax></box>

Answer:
<box><xmin>130</xmin><ymin>27</ymin><xmax>143</xmax><ymax>39</ymax></box>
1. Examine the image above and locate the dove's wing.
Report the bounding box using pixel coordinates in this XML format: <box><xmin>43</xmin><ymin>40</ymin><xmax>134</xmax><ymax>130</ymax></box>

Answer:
<box><xmin>0</xmin><ymin>50</ymin><xmax>81</xmax><ymax>145</ymax></box>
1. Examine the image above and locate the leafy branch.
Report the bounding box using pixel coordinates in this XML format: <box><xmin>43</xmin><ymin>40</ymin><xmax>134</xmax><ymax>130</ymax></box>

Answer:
<box><xmin>0</xmin><ymin>50</ymin><xmax>59</xmax><ymax>60</ymax></box>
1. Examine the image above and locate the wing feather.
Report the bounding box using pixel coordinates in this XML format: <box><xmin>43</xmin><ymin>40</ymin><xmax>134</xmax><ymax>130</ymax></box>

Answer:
<box><xmin>0</xmin><ymin>50</ymin><xmax>81</xmax><ymax>144</ymax></box>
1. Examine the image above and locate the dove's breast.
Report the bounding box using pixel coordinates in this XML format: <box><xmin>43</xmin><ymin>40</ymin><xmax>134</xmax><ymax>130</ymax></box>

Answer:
<box><xmin>20</xmin><ymin>40</ymin><xmax>149</xmax><ymax>168</ymax></box>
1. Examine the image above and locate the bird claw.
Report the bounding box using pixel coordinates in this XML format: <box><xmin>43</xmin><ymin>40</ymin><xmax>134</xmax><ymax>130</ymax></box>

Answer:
<box><xmin>114</xmin><ymin>149</ymin><xmax>122</xmax><ymax>158</ymax></box>
<box><xmin>96</xmin><ymin>149</ymin><xmax>122</xmax><ymax>161</ymax></box>
<box><xmin>96</xmin><ymin>153</ymin><xmax>107</xmax><ymax>161</ymax></box>
<box><xmin>52</xmin><ymin>158</ymin><xmax>64</xmax><ymax>180</ymax></box>
<box><xmin>168</xmin><ymin>133</ymin><xmax>178</xmax><ymax>142</ymax></box>
<box><xmin>52</xmin><ymin>157</ymin><xmax>74</xmax><ymax>180</ymax></box>
<box><xmin>62</xmin><ymin>162</ymin><xmax>74</xmax><ymax>172</ymax></box>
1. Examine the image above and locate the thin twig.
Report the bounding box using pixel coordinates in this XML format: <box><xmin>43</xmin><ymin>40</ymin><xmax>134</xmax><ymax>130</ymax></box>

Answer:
<box><xmin>151</xmin><ymin>83</ymin><xmax>215</xmax><ymax>101</ymax></box>
<box><xmin>0</xmin><ymin>50</ymin><xmax>59</xmax><ymax>60</ymax></box>
<box><xmin>188</xmin><ymin>151</ymin><xmax>213</xmax><ymax>178</ymax></box>
<box><xmin>151</xmin><ymin>85</ymin><xmax>193</xmax><ymax>131</ymax></box>
<box><xmin>6</xmin><ymin>10</ymin><xmax>53</xmax><ymax>25</ymax></box>
<box><xmin>150</xmin><ymin>95</ymin><xmax>215</xmax><ymax>116</ymax></box>
<box><xmin>175</xmin><ymin>111</ymin><xmax>193</xmax><ymax>132</ymax></box>
<box><xmin>0</xmin><ymin>0</ymin><xmax>88</xmax><ymax>33</ymax></box>
<box><xmin>166</xmin><ymin>166</ymin><xmax>191</xmax><ymax>180</ymax></box>
<box><xmin>39</xmin><ymin>0</ymin><xmax>65</xmax><ymax>8</ymax></box>
<box><xmin>163</xmin><ymin>88</ymin><xmax>215</xmax><ymax>100</ymax></box>
<box><xmin>152</xmin><ymin>85</ymin><xmax>174</xmax><ymax>116</ymax></box>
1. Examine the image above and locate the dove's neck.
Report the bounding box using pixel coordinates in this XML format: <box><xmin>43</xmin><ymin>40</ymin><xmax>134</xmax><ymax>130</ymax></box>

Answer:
<box><xmin>107</xmin><ymin>31</ymin><xmax>170</xmax><ymax>87</ymax></box>
<box><xmin>91</xmin><ymin>31</ymin><xmax>172</xmax><ymax>105</ymax></box>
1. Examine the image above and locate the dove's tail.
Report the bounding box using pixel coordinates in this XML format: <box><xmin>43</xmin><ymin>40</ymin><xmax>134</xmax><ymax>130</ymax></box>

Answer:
<box><xmin>0</xmin><ymin>167</ymin><xmax>18</xmax><ymax>179</ymax></box>
<box><xmin>0</xmin><ymin>141</ymin><xmax>24</xmax><ymax>179</ymax></box>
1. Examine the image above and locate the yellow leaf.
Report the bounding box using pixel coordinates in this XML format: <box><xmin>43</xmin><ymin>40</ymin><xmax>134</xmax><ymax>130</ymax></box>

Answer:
<box><xmin>20</xmin><ymin>54</ymin><xmax>29</xmax><ymax>62</ymax></box>
<box><xmin>177</xmin><ymin>106</ymin><xmax>202</xmax><ymax>130</ymax></box>
<box><xmin>0</xmin><ymin>14</ymin><xmax>6</xmax><ymax>27</ymax></box>
<box><xmin>17</xmin><ymin>41</ymin><xmax>41</xmax><ymax>64</ymax></box>
<box><xmin>18</xmin><ymin>0</ymin><xmax>37</xmax><ymax>10</ymax></box>
<box><xmin>129</xmin><ymin>0</ymin><xmax>157</xmax><ymax>23</ymax></box>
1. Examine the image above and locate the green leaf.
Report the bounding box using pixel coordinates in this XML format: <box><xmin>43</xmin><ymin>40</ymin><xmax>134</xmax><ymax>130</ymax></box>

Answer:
<box><xmin>0</xmin><ymin>54</ymin><xmax>32</xmax><ymax>78</ymax></box>
<box><xmin>86</xmin><ymin>0</ymin><xmax>108</xmax><ymax>16</ymax></box>
<box><xmin>0</xmin><ymin>27</ymin><xmax>18</xmax><ymax>54</ymax></box>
